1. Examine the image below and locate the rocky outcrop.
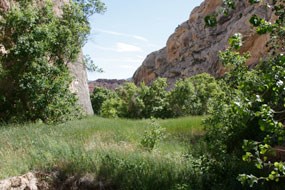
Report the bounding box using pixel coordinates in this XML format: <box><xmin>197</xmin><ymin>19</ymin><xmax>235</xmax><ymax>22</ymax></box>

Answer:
<box><xmin>88</xmin><ymin>79</ymin><xmax>128</xmax><ymax>92</ymax></box>
<box><xmin>0</xmin><ymin>0</ymin><xmax>9</xmax><ymax>12</ymax></box>
<box><xmin>133</xmin><ymin>0</ymin><xmax>273</xmax><ymax>85</ymax></box>
<box><xmin>0</xmin><ymin>172</ymin><xmax>108</xmax><ymax>190</ymax></box>
<box><xmin>0</xmin><ymin>172</ymin><xmax>37</xmax><ymax>190</ymax></box>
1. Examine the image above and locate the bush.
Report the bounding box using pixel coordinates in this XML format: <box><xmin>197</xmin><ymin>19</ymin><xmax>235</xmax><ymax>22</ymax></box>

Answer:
<box><xmin>140</xmin><ymin>119</ymin><xmax>166</xmax><ymax>151</ymax></box>
<box><xmin>169</xmin><ymin>74</ymin><xmax>221</xmax><ymax>117</ymax></box>
<box><xmin>100</xmin><ymin>97</ymin><xmax>123</xmax><ymax>118</ymax></box>
<box><xmin>90</xmin><ymin>86</ymin><xmax>115</xmax><ymax>115</ymax></box>
<box><xmin>141</xmin><ymin>78</ymin><xmax>170</xmax><ymax>118</ymax></box>
<box><xmin>116</xmin><ymin>82</ymin><xmax>145</xmax><ymax>118</ymax></box>
<box><xmin>201</xmin><ymin>2</ymin><xmax>285</xmax><ymax>187</ymax></box>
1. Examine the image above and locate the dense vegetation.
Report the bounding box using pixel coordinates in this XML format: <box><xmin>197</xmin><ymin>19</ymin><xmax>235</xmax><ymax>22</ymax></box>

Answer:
<box><xmin>1</xmin><ymin>0</ymin><xmax>285</xmax><ymax>190</ymax></box>
<box><xmin>91</xmin><ymin>73</ymin><xmax>222</xmax><ymax>119</ymax></box>
<box><xmin>201</xmin><ymin>0</ymin><xmax>285</xmax><ymax>189</ymax></box>
<box><xmin>0</xmin><ymin>0</ymin><xmax>105</xmax><ymax>123</ymax></box>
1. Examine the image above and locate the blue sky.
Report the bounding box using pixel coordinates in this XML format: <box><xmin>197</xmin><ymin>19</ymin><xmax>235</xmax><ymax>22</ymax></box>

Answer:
<box><xmin>83</xmin><ymin>0</ymin><xmax>203</xmax><ymax>81</ymax></box>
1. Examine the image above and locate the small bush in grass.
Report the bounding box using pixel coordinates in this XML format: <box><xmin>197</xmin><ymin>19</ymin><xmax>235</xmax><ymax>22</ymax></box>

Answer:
<box><xmin>140</xmin><ymin>119</ymin><xmax>166</xmax><ymax>151</ymax></box>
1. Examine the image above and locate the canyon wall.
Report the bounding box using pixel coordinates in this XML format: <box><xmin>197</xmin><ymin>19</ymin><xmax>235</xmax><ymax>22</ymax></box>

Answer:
<box><xmin>133</xmin><ymin>0</ymin><xmax>273</xmax><ymax>85</ymax></box>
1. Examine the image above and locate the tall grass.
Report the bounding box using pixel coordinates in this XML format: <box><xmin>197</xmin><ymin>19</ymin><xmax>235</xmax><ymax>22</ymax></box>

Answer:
<box><xmin>0</xmin><ymin>116</ymin><xmax>205</xmax><ymax>189</ymax></box>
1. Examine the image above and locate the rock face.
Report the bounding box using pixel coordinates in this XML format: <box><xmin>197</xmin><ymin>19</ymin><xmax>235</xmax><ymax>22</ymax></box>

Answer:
<box><xmin>68</xmin><ymin>52</ymin><xmax>94</xmax><ymax>115</ymax></box>
<box><xmin>53</xmin><ymin>0</ymin><xmax>94</xmax><ymax>115</ymax></box>
<box><xmin>133</xmin><ymin>0</ymin><xmax>273</xmax><ymax>85</ymax></box>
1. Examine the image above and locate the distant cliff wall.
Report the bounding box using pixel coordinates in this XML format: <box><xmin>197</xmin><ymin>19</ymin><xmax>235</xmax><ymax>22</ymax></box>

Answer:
<box><xmin>133</xmin><ymin>0</ymin><xmax>273</xmax><ymax>85</ymax></box>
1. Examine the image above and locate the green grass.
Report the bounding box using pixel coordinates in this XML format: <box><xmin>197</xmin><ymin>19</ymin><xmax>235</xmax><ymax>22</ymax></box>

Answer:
<box><xmin>0</xmin><ymin>116</ymin><xmax>206</xmax><ymax>189</ymax></box>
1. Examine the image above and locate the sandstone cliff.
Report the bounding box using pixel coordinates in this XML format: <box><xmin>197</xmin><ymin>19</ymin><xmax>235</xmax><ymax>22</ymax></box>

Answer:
<box><xmin>54</xmin><ymin>0</ymin><xmax>94</xmax><ymax>115</ymax></box>
<box><xmin>133</xmin><ymin>0</ymin><xmax>273</xmax><ymax>85</ymax></box>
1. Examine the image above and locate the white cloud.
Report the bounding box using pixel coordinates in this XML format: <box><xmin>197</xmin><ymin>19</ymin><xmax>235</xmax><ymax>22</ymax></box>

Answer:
<box><xmin>93</xmin><ymin>29</ymin><xmax>149</xmax><ymax>42</ymax></box>
<box><xmin>93</xmin><ymin>45</ymin><xmax>116</xmax><ymax>51</ymax></box>
<box><xmin>95</xmin><ymin>29</ymin><xmax>125</xmax><ymax>36</ymax></box>
<box><xmin>116</xmin><ymin>42</ymin><xmax>142</xmax><ymax>52</ymax></box>
<box><xmin>133</xmin><ymin>35</ymin><xmax>148</xmax><ymax>42</ymax></box>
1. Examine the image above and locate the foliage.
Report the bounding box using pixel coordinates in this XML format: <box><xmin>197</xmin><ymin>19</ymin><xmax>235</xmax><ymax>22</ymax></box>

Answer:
<box><xmin>83</xmin><ymin>54</ymin><xmax>103</xmax><ymax>72</ymax></box>
<box><xmin>169</xmin><ymin>73</ymin><xmax>221</xmax><ymax>116</ymax></box>
<box><xmin>100</xmin><ymin>96</ymin><xmax>123</xmax><ymax>118</ymax></box>
<box><xmin>0</xmin><ymin>0</ymin><xmax>105</xmax><ymax>123</ymax></box>
<box><xmin>91</xmin><ymin>75</ymin><xmax>221</xmax><ymax>119</ymax></box>
<box><xmin>140</xmin><ymin>119</ymin><xmax>166</xmax><ymax>151</ymax></box>
<box><xmin>168</xmin><ymin>78</ymin><xmax>196</xmax><ymax>117</ymax></box>
<box><xmin>188</xmin><ymin>73</ymin><xmax>222</xmax><ymax>115</ymax></box>
<box><xmin>141</xmin><ymin>78</ymin><xmax>170</xmax><ymax>118</ymax></box>
<box><xmin>204</xmin><ymin>15</ymin><xmax>217</xmax><ymax>27</ymax></box>
<box><xmin>204</xmin><ymin>0</ymin><xmax>285</xmax><ymax>188</ymax></box>
<box><xmin>90</xmin><ymin>86</ymin><xmax>115</xmax><ymax>115</ymax></box>
<box><xmin>116</xmin><ymin>82</ymin><xmax>145</xmax><ymax>118</ymax></box>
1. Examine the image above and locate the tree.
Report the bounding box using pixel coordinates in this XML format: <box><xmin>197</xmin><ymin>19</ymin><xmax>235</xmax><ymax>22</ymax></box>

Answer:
<box><xmin>116</xmin><ymin>82</ymin><xmax>145</xmax><ymax>118</ymax></box>
<box><xmin>168</xmin><ymin>78</ymin><xmax>196</xmax><ymax>117</ymax></box>
<box><xmin>90</xmin><ymin>86</ymin><xmax>114</xmax><ymax>115</ymax></box>
<box><xmin>0</xmin><ymin>0</ymin><xmax>106</xmax><ymax>123</ymax></box>
<box><xmin>142</xmin><ymin>78</ymin><xmax>170</xmax><ymax>118</ymax></box>
<box><xmin>204</xmin><ymin>0</ymin><xmax>285</xmax><ymax>188</ymax></box>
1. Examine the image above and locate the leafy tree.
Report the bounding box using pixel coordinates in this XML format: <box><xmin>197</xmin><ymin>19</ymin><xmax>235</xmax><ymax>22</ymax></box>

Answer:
<box><xmin>116</xmin><ymin>82</ymin><xmax>145</xmax><ymax>118</ymax></box>
<box><xmin>90</xmin><ymin>86</ymin><xmax>114</xmax><ymax>115</ymax></box>
<box><xmin>142</xmin><ymin>78</ymin><xmax>170</xmax><ymax>118</ymax></box>
<box><xmin>204</xmin><ymin>0</ymin><xmax>285</xmax><ymax>188</ymax></box>
<box><xmin>168</xmin><ymin>78</ymin><xmax>196</xmax><ymax>117</ymax></box>
<box><xmin>100</xmin><ymin>96</ymin><xmax>123</xmax><ymax>118</ymax></box>
<box><xmin>169</xmin><ymin>74</ymin><xmax>221</xmax><ymax>117</ymax></box>
<box><xmin>0</xmin><ymin>0</ymin><xmax>106</xmax><ymax>123</ymax></box>
<box><xmin>189</xmin><ymin>73</ymin><xmax>222</xmax><ymax>115</ymax></box>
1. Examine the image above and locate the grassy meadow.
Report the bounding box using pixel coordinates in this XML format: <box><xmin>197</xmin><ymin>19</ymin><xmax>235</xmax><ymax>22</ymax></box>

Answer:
<box><xmin>0</xmin><ymin>116</ymin><xmax>205</xmax><ymax>189</ymax></box>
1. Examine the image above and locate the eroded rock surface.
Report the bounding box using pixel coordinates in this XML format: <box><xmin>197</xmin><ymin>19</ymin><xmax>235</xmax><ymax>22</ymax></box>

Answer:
<box><xmin>133</xmin><ymin>0</ymin><xmax>273</xmax><ymax>85</ymax></box>
<box><xmin>0</xmin><ymin>173</ymin><xmax>37</xmax><ymax>190</ymax></box>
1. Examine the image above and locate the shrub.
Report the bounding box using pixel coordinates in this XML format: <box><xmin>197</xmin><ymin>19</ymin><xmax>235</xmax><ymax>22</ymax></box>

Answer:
<box><xmin>140</xmin><ymin>119</ymin><xmax>166</xmax><ymax>151</ymax></box>
<box><xmin>169</xmin><ymin>73</ymin><xmax>222</xmax><ymax>117</ymax></box>
<box><xmin>205</xmin><ymin>13</ymin><xmax>285</xmax><ymax>187</ymax></box>
<box><xmin>90</xmin><ymin>86</ymin><xmax>115</xmax><ymax>115</ymax></box>
<box><xmin>142</xmin><ymin>78</ymin><xmax>170</xmax><ymax>118</ymax></box>
<box><xmin>100</xmin><ymin>97</ymin><xmax>123</xmax><ymax>118</ymax></box>
<box><xmin>116</xmin><ymin>82</ymin><xmax>145</xmax><ymax>118</ymax></box>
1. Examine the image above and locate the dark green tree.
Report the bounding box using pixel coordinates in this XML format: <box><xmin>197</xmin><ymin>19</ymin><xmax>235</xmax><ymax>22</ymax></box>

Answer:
<box><xmin>90</xmin><ymin>86</ymin><xmax>114</xmax><ymax>115</ymax></box>
<box><xmin>0</xmin><ymin>0</ymin><xmax>106</xmax><ymax>123</ymax></box>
